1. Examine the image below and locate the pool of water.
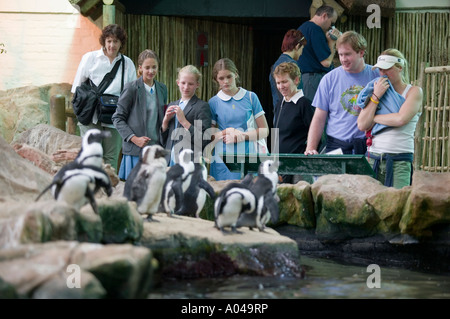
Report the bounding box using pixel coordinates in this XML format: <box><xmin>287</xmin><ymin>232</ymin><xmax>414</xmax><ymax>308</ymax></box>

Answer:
<box><xmin>148</xmin><ymin>255</ymin><xmax>450</xmax><ymax>299</ymax></box>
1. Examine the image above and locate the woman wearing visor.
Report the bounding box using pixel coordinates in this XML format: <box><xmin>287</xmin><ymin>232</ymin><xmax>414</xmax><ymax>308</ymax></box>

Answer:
<box><xmin>357</xmin><ymin>49</ymin><xmax>423</xmax><ymax>189</ymax></box>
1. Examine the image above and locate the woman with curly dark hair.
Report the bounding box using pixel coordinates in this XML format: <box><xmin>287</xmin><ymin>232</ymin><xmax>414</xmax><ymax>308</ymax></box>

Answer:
<box><xmin>71</xmin><ymin>24</ymin><xmax>137</xmax><ymax>171</ymax></box>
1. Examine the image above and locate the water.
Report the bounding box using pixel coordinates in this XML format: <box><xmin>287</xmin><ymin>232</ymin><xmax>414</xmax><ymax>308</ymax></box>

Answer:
<box><xmin>148</xmin><ymin>256</ymin><xmax>450</xmax><ymax>299</ymax></box>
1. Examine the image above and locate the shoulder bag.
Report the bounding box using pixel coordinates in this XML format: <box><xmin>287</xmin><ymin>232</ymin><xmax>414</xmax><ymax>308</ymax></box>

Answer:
<box><xmin>72</xmin><ymin>56</ymin><xmax>124</xmax><ymax>125</ymax></box>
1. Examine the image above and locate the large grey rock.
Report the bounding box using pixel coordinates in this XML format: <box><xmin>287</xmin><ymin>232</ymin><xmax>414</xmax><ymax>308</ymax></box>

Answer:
<box><xmin>141</xmin><ymin>214</ymin><xmax>302</xmax><ymax>278</ymax></box>
<box><xmin>0</xmin><ymin>241</ymin><xmax>153</xmax><ymax>299</ymax></box>
<box><xmin>0</xmin><ymin>135</ymin><xmax>53</xmax><ymax>203</ymax></box>
<box><xmin>0</xmin><ymin>83</ymin><xmax>72</xmax><ymax>144</ymax></box>
<box><xmin>400</xmin><ymin>171</ymin><xmax>450</xmax><ymax>237</ymax></box>
<box><xmin>311</xmin><ymin>174</ymin><xmax>386</xmax><ymax>239</ymax></box>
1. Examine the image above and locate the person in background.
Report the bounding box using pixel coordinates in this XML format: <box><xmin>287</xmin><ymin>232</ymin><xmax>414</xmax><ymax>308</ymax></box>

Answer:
<box><xmin>304</xmin><ymin>31</ymin><xmax>379</xmax><ymax>155</ymax></box>
<box><xmin>269</xmin><ymin>29</ymin><xmax>307</xmax><ymax>111</ymax></box>
<box><xmin>112</xmin><ymin>49</ymin><xmax>168</xmax><ymax>180</ymax></box>
<box><xmin>273</xmin><ymin>62</ymin><xmax>315</xmax><ymax>183</ymax></box>
<box><xmin>161</xmin><ymin>65</ymin><xmax>211</xmax><ymax>166</ymax></box>
<box><xmin>71</xmin><ymin>24</ymin><xmax>137</xmax><ymax>171</ymax></box>
<box><xmin>208</xmin><ymin>58</ymin><xmax>269</xmax><ymax>181</ymax></box>
<box><xmin>357</xmin><ymin>49</ymin><xmax>422</xmax><ymax>189</ymax></box>
<box><xmin>297</xmin><ymin>5</ymin><xmax>341</xmax><ymax>102</ymax></box>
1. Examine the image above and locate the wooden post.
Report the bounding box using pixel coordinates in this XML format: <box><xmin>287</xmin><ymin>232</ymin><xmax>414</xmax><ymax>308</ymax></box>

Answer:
<box><xmin>103</xmin><ymin>0</ymin><xmax>115</xmax><ymax>27</ymax></box>
<box><xmin>50</xmin><ymin>95</ymin><xmax>66</xmax><ymax>132</ymax></box>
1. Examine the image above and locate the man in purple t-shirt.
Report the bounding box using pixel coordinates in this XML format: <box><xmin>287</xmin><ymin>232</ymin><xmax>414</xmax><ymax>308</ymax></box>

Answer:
<box><xmin>304</xmin><ymin>31</ymin><xmax>380</xmax><ymax>155</ymax></box>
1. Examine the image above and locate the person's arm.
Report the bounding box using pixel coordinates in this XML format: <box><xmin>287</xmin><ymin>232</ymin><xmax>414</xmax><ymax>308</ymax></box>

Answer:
<box><xmin>320</xmin><ymin>30</ymin><xmax>339</xmax><ymax>68</ymax></box>
<box><xmin>374</xmin><ymin>86</ymin><xmax>423</xmax><ymax>127</ymax></box>
<box><xmin>223</xmin><ymin>115</ymin><xmax>269</xmax><ymax>144</ymax></box>
<box><xmin>304</xmin><ymin>108</ymin><xmax>328</xmax><ymax>155</ymax></box>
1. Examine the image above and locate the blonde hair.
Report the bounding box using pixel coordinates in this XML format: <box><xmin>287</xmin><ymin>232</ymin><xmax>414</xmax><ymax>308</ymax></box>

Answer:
<box><xmin>380</xmin><ymin>48</ymin><xmax>410</xmax><ymax>84</ymax></box>
<box><xmin>178</xmin><ymin>65</ymin><xmax>202</xmax><ymax>84</ymax></box>
<box><xmin>137</xmin><ymin>49</ymin><xmax>159</xmax><ymax>77</ymax></box>
<box><xmin>336</xmin><ymin>31</ymin><xmax>367</xmax><ymax>54</ymax></box>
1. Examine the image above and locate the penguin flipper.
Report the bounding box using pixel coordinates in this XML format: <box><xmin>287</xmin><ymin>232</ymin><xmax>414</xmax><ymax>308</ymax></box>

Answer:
<box><xmin>85</xmin><ymin>186</ymin><xmax>98</xmax><ymax>214</ymax></box>
<box><xmin>198</xmin><ymin>179</ymin><xmax>216</xmax><ymax>200</ymax></box>
<box><xmin>241</xmin><ymin>173</ymin><xmax>254</xmax><ymax>186</ymax></box>
<box><xmin>171</xmin><ymin>179</ymin><xmax>184</xmax><ymax>212</ymax></box>
<box><xmin>264</xmin><ymin>192</ymin><xmax>280</xmax><ymax>223</ymax></box>
<box><xmin>35</xmin><ymin>182</ymin><xmax>56</xmax><ymax>202</ymax></box>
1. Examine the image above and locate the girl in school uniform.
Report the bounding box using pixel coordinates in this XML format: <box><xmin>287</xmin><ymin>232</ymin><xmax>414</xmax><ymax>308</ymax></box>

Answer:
<box><xmin>208</xmin><ymin>58</ymin><xmax>269</xmax><ymax>181</ymax></box>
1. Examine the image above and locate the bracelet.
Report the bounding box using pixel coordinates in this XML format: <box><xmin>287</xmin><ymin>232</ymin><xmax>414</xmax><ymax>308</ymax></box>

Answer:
<box><xmin>370</xmin><ymin>97</ymin><xmax>379</xmax><ymax>104</ymax></box>
<box><xmin>372</xmin><ymin>93</ymin><xmax>381</xmax><ymax>101</ymax></box>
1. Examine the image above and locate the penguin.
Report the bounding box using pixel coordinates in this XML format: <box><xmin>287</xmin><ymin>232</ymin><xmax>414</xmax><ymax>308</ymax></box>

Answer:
<box><xmin>75</xmin><ymin>129</ymin><xmax>112</xmax><ymax>167</ymax></box>
<box><xmin>175</xmin><ymin>154</ymin><xmax>216</xmax><ymax>218</ymax></box>
<box><xmin>214</xmin><ymin>183</ymin><xmax>256</xmax><ymax>233</ymax></box>
<box><xmin>35</xmin><ymin>128</ymin><xmax>113</xmax><ymax>213</ymax></box>
<box><xmin>124</xmin><ymin>145</ymin><xmax>168</xmax><ymax>220</ymax></box>
<box><xmin>236</xmin><ymin>160</ymin><xmax>280</xmax><ymax>231</ymax></box>
<box><xmin>35</xmin><ymin>163</ymin><xmax>112</xmax><ymax>214</ymax></box>
<box><xmin>160</xmin><ymin>149</ymin><xmax>195</xmax><ymax>216</ymax></box>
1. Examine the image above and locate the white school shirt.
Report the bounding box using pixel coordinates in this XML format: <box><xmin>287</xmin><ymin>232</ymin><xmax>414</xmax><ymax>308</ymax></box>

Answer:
<box><xmin>71</xmin><ymin>48</ymin><xmax>137</xmax><ymax>126</ymax></box>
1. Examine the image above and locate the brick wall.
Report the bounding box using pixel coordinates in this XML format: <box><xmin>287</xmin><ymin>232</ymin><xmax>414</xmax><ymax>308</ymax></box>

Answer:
<box><xmin>0</xmin><ymin>0</ymin><xmax>102</xmax><ymax>91</ymax></box>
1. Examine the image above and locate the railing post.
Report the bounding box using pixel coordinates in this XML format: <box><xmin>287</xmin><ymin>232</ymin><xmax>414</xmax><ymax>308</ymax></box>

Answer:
<box><xmin>50</xmin><ymin>94</ymin><xmax>66</xmax><ymax>132</ymax></box>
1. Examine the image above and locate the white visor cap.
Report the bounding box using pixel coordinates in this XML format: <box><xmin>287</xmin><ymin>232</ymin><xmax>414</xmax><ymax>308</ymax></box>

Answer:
<box><xmin>372</xmin><ymin>55</ymin><xmax>404</xmax><ymax>70</ymax></box>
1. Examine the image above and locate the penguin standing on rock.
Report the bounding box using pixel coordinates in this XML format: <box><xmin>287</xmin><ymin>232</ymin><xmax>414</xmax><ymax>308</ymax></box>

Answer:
<box><xmin>36</xmin><ymin>164</ymin><xmax>112</xmax><ymax>214</ymax></box>
<box><xmin>124</xmin><ymin>145</ymin><xmax>168</xmax><ymax>220</ymax></box>
<box><xmin>175</xmin><ymin>154</ymin><xmax>216</xmax><ymax>217</ymax></box>
<box><xmin>214</xmin><ymin>183</ymin><xmax>256</xmax><ymax>233</ymax></box>
<box><xmin>35</xmin><ymin>128</ymin><xmax>113</xmax><ymax>213</ymax></box>
<box><xmin>236</xmin><ymin>160</ymin><xmax>280</xmax><ymax>231</ymax></box>
<box><xmin>160</xmin><ymin>149</ymin><xmax>195</xmax><ymax>216</ymax></box>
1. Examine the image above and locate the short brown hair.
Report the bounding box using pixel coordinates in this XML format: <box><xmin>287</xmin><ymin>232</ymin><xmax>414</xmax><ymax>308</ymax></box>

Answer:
<box><xmin>99</xmin><ymin>24</ymin><xmax>127</xmax><ymax>52</ymax></box>
<box><xmin>273</xmin><ymin>62</ymin><xmax>301</xmax><ymax>82</ymax></box>
<box><xmin>336</xmin><ymin>31</ymin><xmax>367</xmax><ymax>53</ymax></box>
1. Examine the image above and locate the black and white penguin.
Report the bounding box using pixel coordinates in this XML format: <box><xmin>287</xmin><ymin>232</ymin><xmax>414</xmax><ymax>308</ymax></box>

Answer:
<box><xmin>160</xmin><ymin>149</ymin><xmax>195</xmax><ymax>216</ymax></box>
<box><xmin>124</xmin><ymin>145</ymin><xmax>168</xmax><ymax>220</ymax></box>
<box><xmin>35</xmin><ymin>163</ymin><xmax>112</xmax><ymax>214</ymax></box>
<box><xmin>75</xmin><ymin>129</ymin><xmax>112</xmax><ymax>167</ymax></box>
<box><xmin>35</xmin><ymin>128</ymin><xmax>113</xmax><ymax>213</ymax></box>
<box><xmin>236</xmin><ymin>160</ymin><xmax>280</xmax><ymax>231</ymax></box>
<box><xmin>175</xmin><ymin>154</ymin><xmax>216</xmax><ymax>218</ymax></box>
<box><xmin>214</xmin><ymin>183</ymin><xmax>256</xmax><ymax>233</ymax></box>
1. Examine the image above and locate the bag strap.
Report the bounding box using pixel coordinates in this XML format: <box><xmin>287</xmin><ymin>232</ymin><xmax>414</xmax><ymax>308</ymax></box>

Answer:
<box><xmin>97</xmin><ymin>55</ymin><xmax>124</xmax><ymax>94</ymax></box>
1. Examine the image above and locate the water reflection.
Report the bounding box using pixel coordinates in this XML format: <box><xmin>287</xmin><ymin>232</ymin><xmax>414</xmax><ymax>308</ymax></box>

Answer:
<box><xmin>148</xmin><ymin>256</ymin><xmax>450</xmax><ymax>299</ymax></box>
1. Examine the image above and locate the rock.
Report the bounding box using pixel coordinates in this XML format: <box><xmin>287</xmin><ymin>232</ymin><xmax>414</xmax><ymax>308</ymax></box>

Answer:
<box><xmin>0</xmin><ymin>241</ymin><xmax>153</xmax><ymax>299</ymax></box>
<box><xmin>400</xmin><ymin>171</ymin><xmax>450</xmax><ymax>237</ymax></box>
<box><xmin>13</xmin><ymin>143</ymin><xmax>59</xmax><ymax>175</ymax></box>
<box><xmin>0</xmin><ymin>83</ymin><xmax>72</xmax><ymax>144</ymax></box>
<box><xmin>97</xmin><ymin>197</ymin><xmax>143</xmax><ymax>244</ymax></box>
<box><xmin>32</xmin><ymin>269</ymin><xmax>106</xmax><ymax>299</ymax></box>
<box><xmin>277</xmin><ymin>181</ymin><xmax>315</xmax><ymax>228</ymax></box>
<box><xmin>141</xmin><ymin>214</ymin><xmax>302</xmax><ymax>278</ymax></box>
<box><xmin>366</xmin><ymin>186</ymin><xmax>411</xmax><ymax>234</ymax></box>
<box><xmin>70</xmin><ymin>242</ymin><xmax>154</xmax><ymax>299</ymax></box>
<box><xmin>13</xmin><ymin>124</ymin><xmax>81</xmax><ymax>156</ymax></box>
<box><xmin>0</xmin><ymin>135</ymin><xmax>53</xmax><ymax>202</ymax></box>
<box><xmin>311</xmin><ymin>174</ymin><xmax>385</xmax><ymax>239</ymax></box>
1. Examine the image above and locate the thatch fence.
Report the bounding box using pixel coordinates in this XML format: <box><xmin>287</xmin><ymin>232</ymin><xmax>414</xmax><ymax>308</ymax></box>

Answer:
<box><xmin>122</xmin><ymin>15</ymin><xmax>253</xmax><ymax>103</ymax></box>
<box><xmin>415</xmin><ymin>65</ymin><xmax>450</xmax><ymax>172</ymax></box>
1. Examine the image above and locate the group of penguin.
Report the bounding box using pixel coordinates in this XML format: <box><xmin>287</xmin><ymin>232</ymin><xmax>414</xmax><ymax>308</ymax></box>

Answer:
<box><xmin>36</xmin><ymin>128</ymin><xmax>281</xmax><ymax>233</ymax></box>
